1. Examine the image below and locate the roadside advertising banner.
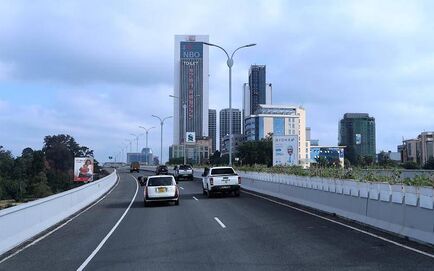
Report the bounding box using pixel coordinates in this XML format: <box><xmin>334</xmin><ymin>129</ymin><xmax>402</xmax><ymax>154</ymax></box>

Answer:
<box><xmin>273</xmin><ymin>135</ymin><xmax>299</xmax><ymax>166</ymax></box>
<box><xmin>74</xmin><ymin>157</ymin><xmax>94</xmax><ymax>182</ymax></box>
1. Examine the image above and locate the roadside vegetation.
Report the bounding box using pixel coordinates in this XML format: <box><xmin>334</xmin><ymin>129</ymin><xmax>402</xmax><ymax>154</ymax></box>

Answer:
<box><xmin>233</xmin><ymin>165</ymin><xmax>434</xmax><ymax>187</ymax></box>
<box><xmin>0</xmin><ymin>134</ymin><xmax>105</xmax><ymax>208</ymax></box>
<box><xmin>198</xmin><ymin>136</ymin><xmax>434</xmax><ymax>187</ymax></box>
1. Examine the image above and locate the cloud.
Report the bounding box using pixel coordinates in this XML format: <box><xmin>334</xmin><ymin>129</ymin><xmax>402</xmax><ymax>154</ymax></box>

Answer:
<box><xmin>0</xmin><ymin>0</ymin><xmax>434</xmax><ymax>161</ymax></box>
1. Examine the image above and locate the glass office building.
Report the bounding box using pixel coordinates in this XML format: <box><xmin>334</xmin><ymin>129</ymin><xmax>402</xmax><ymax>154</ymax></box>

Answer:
<box><xmin>173</xmin><ymin>35</ymin><xmax>209</xmax><ymax>145</ymax></box>
<box><xmin>338</xmin><ymin>113</ymin><xmax>376</xmax><ymax>164</ymax></box>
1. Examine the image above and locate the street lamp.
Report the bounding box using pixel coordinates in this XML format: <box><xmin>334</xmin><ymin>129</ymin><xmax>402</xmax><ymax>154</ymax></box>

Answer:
<box><xmin>138</xmin><ymin>126</ymin><xmax>156</xmax><ymax>148</ymax></box>
<box><xmin>203</xmin><ymin>42</ymin><xmax>256</xmax><ymax>165</ymax></box>
<box><xmin>169</xmin><ymin>94</ymin><xmax>187</xmax><ymax>165</ymax></box>
<box><xmin>152</xmin><ymin>115</ymin><xmax>173</xmax><ymax>164</ymax></box>
<box><xmin>119</xmin><ymin>146</ymin><xmax>124</xmax><ymax>163</ymax></box>
<box><xmin>130</xmin><ymin>133</ymin><xmax>143</xmax><ymax>153</ymax></box>
<box><xmin>124</xmin><ymin>139</ymin><xmax>132</xmax><ymax>153</ymax></box>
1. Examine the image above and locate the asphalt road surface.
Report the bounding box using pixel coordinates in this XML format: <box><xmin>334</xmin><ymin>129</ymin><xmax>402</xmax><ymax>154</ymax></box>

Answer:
<box><xmin>1</xmin><ymin>169</ymin><xmax>433</xmax><ymax>270</ymax></box>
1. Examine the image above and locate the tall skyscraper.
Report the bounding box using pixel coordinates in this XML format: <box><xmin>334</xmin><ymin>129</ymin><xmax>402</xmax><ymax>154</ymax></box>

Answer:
<box><xmin>208</xmin><ymin>109</ymin><xmax>216</xmax><ymax>153</ymax></box>
<box><xmin>173</xmin><ymin>35</ymin><xmax>209</xmax><ymax>145</ymax></box>
<box><xmin>243</xmin><ymin>66</ymin><xmax>272</xmax><ymax>132</ymax></box>
<box><xmin>219</xmin><ymin>108</ymin><xmax>241</xmax><ymax>151</ymax></box>
<box><xmin>339</xmin><ymin>113</ymin><xmax>376</xmax><ymax>164</ymax></box>
<box><xmin>248</xmin><ymin>65</ymin><xmax>268</xmax><ymax>115</ymax></box>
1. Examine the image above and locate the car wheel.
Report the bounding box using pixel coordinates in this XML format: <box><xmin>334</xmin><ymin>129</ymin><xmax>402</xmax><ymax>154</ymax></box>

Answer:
<box><xmin>207</xmin><ymin>186</ymin><xmax>213</xmax><ymax>198</ymax></box>
<box><xmin>202</xmin><ymin>188</ymin><xmax>207</xmax><ymax>195</ymax></box>
<box><xmin>234</xmin><ymin>190</ymin><xmax>240</xmax><ymax>197</ymax></box>
<box><xmin>144</xmin><ymin>200</ymin><xmax>148</xmax><ymax>207</ymax></box>
<box><xmin>175</xmin><ymin>199</ymin><xmax>179</xmax><ymax>206</ymax></box>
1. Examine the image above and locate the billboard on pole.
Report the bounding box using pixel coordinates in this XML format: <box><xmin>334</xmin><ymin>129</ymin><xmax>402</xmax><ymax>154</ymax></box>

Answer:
<box><xmin>273</xmin><ymin>135</ymin><xmax>299</xmax><ymax>166</ymax></box>
<box><xmin>74</xmin><ymin>157</ymin><xmax>94</xmax><ymax>182</ymax></box>
<box><xmin>186</xmin><ymin>132</ymin><xmax>196</xmax><ymax>144</ymax></box>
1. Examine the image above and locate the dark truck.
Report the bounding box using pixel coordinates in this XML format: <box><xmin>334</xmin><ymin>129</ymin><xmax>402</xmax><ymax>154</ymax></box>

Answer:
<box><xmin>130</xmin><ymin>161</ymin><xmax>140</xmax><ymax>173</ymax></box>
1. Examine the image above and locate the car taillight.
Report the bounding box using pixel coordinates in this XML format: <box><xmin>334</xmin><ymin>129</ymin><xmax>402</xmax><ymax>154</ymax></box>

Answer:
<box><xmin>174</xmin><ymin>187</ymin><xmax>179</xmax><ymax>197</ymax></box>
<box><xmin>210</xmin><ymin>177</ymin><xmax>213</xmax><ymax>186</ymax></box>
<box><xmin>238</xmin><ymin>176</ymin><xmax>241</xmax><ymax>184</ymax></box>
<box><xmin>144</xmin><ymin>186</ymin><xmax>148</xmax><ymax>198</ymax></box>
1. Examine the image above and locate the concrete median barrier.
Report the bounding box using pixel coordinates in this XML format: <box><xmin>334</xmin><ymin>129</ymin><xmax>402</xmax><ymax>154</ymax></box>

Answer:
<box><xmin>236</xmin><ymin>171</ymin><xmax>434</xmax><ymax>246</ymax></box>
<box><xmin>0</xmin><ymin>170</ymin><xmax>118</xmax><ymax>256</ymax></box>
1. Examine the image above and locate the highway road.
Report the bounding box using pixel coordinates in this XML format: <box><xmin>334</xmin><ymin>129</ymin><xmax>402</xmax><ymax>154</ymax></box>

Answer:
<box><xmin>1</xmin><ymin>169</ymin><xmax>434</xmax><ymax>270</ymax></box>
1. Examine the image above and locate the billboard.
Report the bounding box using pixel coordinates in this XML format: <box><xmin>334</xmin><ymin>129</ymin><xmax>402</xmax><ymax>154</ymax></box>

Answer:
<box><xmin>74</xmin><ymin>157</ymin><xmax>94</xmax><ymax>182</ymax></box>
<box><xmin>186</xmin><ymin>132</ymin><xmax>196</xmax><ymax>144</ymax></box>
<box><xmin>180</xmin><ymin>41</ymin><xmax>203</xmax><ymax>59</ymax></box>
<box><xmin>273</xmin><ymin>135</ymin><xmax>298</xmax><ymax>166</ymax></box>
<box><xmin>179</xmin><ymin>41</ymin><xmax>204</xmax><ymax>140</ymax></box>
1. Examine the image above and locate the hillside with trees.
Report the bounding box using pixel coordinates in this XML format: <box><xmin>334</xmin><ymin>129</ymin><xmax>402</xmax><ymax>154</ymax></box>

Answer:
<box><xmin>0</xmin><ymin>134</ymin><xmax>102</xmax><ymax>207</ymax></box>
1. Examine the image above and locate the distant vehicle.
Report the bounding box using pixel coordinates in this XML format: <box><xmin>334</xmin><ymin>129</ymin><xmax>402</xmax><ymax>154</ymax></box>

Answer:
<box><xmin>173</xmin><ymin>164</ymin><xmax>193</xmax><ymax>181</ymax></box>
<box><xmin>155</xmin><ymin>165</ymin><xmax>169</xmax><ymax>175</ymax></box>
<box><xmin>130</xmin><ymin>161</ymin><xmax>140</xmax><ymax>173</ymax></box>
<box><xmin>202</xmin><ymin>166</ymin><xmax>241</xmax><ymax>197</ymax></box>
<box><xmin>141</xmin><ymin>175</ymin><xmax>179</xmax><ymax>207</ymax></box>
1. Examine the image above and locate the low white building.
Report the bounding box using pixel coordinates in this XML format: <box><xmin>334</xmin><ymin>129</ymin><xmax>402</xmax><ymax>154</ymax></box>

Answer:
<box><xmin>244</xmin><ymin>104</ymin><xmax>310</xmax><ymax>168</ymax></box>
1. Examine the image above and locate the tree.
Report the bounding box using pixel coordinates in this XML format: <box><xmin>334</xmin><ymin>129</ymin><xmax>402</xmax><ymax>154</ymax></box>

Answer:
<box><xmin>43</xmin><ymin>134</ymin><xmax>95</xmax><ymax>192</ymax></box>
<box><xmin>43</xmin><ymin>135</ymin><xmax>78</xmax><ymax>172</ymax></box>
<box><xmin>0</xmin><ymin>146</ymin><xmax>14</xmax><ymax>178</ymax></box>
<box><xmin>209</xmin><ymin>150</ymin><xmax>221</xmax><ymax>165</ymax></box>
<box><xmin>344</xmin><ymin>158</ymin><xmax>351</xmax><ymax>168</ymax></box>
<box><xmin>238</xmin><ymin>136</ymin><xmax>272</xmax><ymax>166</ymax></box>
<box><xmin>168</xmin><ymin>157</ymin><xmax>184</xmax><ymax>165</ymax></box>
<box><xmin>315</xmin><ymin>157</ymin><xmax>328</xmax><ymax>168</ymax></box>
<box><xmin>402</xmin><ymin>161</ymin><xmax>420</xmax><ymax>169</ymax></box>
<box><xmin>344</xmin><ymin>145</ymin><xmax>357</xmax><ymax>165</ymax></box>
<box><xmin>423</xmin><ymin>157</ymin><xmax>434</xmax><ymax>170</ymax></box>
<box><xmin>29</xmin><ymin>172</ymin><xmax>52</xmax><ymax>198</ymax></box>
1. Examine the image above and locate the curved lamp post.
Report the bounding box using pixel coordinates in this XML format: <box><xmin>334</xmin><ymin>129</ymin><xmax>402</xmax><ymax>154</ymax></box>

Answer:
<box><xmin>152</xmin><ymin>115</ymin><xmax>173</xmax><ymax>164</ymax></box>
<box><xmin>138</xmin><ymin>126</ymin><xmax>156</xmax><ymax>148</ymax></box>
<box><xmin>203</xmin><ymin>42</ymin><xmax>256</xmax><ymax>165</ymax></box>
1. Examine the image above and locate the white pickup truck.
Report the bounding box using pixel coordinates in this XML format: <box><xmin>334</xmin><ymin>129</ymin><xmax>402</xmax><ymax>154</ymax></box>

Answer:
<box><xmin>201</xmin><ymin>166</ymin><xmax>240</xmax><ymax>197</ymax></box>
<box><xmin>173</xmin><ymin>165</ymin><xmax>194</xmax><ymax>181</ymax></box>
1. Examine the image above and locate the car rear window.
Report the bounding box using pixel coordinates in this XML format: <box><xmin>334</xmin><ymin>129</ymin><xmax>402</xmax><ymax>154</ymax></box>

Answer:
<box><xmin>148</xmin><ymin>177</ymin><xmax>174</xmax><ymax>186</ymax></box>
<box><xmin>211</xmin><ymin>168</ymin><xmax>235</xmax><ymax>175</ymax></box>
<box><xmin>179</xmin><ymin>165</ymin><xmax>191</xmax><ymax>170</ymax></box>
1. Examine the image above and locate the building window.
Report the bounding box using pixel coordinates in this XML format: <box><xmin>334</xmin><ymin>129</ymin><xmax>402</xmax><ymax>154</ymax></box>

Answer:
<box><xmin>273</xmin><ymin>117</ymin><xmax>285</xmax><ymax>136</ymax></box>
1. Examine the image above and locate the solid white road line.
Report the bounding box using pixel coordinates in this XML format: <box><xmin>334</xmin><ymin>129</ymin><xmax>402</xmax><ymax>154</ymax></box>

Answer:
<box><xmin>77</xmin><ymin>175</ymin><xmax>139</xmax><ymax>271</ymax></box>
<box><xmin>214</xmin><ymin>217</ymin><xmax>226</xmax><ymax>229</ymax></box>
<box><xmin>243</xmin><ymin>190</ymin><xmax>434</xmax><ymax>259</ymax></box>
<box><xmin>0</xmin><ymin>174</ymin><xmax>121</xmax><ymax>265</ymax></box>
<box><xmin>192</xmin><ymin>196</ymin><xmax>198</xmax><ymax>201</ymax></box>
<box><xmin>179</xmin><ymin>186</ymin><xmax>184</xmax><ymax>190</ymax></box>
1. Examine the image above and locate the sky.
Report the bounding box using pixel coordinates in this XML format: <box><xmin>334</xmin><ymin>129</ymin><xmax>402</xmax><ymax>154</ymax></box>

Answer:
<box><xmin>1</xmin><ymin>0</ymin><xmax>434</xmax><ymax>163</ymax></box>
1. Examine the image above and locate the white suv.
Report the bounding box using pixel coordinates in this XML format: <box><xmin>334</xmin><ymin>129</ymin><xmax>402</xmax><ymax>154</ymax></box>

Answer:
<box><xmin>202</xmin><ymin>167</ymin><xmax>241</xmax><ymax>197</ymax></box>
<box><xmin>142</xmin><ymin>175</ymin><xmax>179</xmax><ymax>207</ymax></box>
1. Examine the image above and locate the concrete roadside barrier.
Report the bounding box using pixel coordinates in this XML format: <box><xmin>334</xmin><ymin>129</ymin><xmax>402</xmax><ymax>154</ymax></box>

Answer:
<box><xmin>0</xmin><ymin>170</ymin><xmax>118</xmax><ymax>256</ymax></box>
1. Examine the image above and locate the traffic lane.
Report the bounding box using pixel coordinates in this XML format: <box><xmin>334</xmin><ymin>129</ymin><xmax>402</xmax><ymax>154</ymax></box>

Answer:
<box><xmin>83</xmin><ymin>177</ymin><xmax>230</xmax><ymax>271</ymax></box>
<box><xmin>189</xmin><ymin>180</ymin><xmax>434</xmax><ymax>270</ymax></box>
<box><xmin>171</xmin><ymin>179</ymin><xmax>434</xmax><ymax>270</ymax></box>
<box><xmin>81</xmin><ymin>176</ymin><xmax>434</xmax><ymax>271</ymax></box>
<box><xmin>0</xmin><ymin>170</ymin><xmax>137</xmax><ymax>271</ymax></box>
